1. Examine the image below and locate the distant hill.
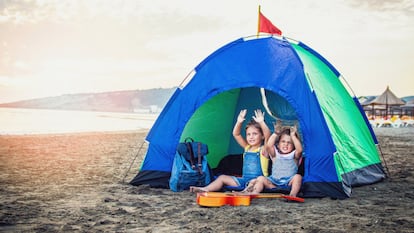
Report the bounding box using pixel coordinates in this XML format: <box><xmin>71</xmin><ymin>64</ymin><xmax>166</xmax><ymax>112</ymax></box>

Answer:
<box><xmin>359</xmin><ymin>95</ymin><xmax>413</xmax><ymax>105</ymax></box>
<box><xmin>0</xmin><ymin>88</ymin><xmax>176</xmax><ymax>113</ymax></box>
<box><xmin>402</xmin><ymin>96</ymin><xmax>414</xmax><ymax>103</ymax></box>
<box><xmin>1</xmin><ymin>89</ymin><xmax>411</xmax><ymax>113</ymax></box>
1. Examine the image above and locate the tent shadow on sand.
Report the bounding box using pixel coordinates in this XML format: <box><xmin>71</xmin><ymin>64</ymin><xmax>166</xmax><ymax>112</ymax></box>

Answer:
<box><xmin>129</xmin><ymin>35</ymin><xmax>386</xmax><ymax>199</ymax></box>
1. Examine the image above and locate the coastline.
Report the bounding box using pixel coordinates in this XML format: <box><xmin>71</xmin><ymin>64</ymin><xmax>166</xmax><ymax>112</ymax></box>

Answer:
<box><xmin>0</xmin><ymin>107</ymin><xmax>158</xmax><ymax>136</ymax></box>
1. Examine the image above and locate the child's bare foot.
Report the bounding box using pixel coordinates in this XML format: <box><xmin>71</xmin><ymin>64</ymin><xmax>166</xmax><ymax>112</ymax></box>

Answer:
<box><xmin>189</xmin><ymin>186</ymin><xmax>208</xmax><ymax>193</ymax></box>
<box><xmin>241</xmin><ymin>185</ymin><xmax>254</xmax><ymax>193</ymax></box>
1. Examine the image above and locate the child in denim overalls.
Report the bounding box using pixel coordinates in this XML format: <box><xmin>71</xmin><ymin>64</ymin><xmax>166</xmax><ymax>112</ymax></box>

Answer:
<box><xmin>242</xmin><ymin>121</ymin><xmax>303</xmax><ymax>197</ymax></box>
<box><xmin>189</xmin><ymin>109</ymin><xmax>271</xmax><ymax>192</ymax></box>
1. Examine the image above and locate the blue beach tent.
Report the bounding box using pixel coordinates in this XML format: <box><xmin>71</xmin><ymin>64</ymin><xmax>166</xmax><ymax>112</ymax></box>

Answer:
<box><xmin>130</xmin><ymin>35</ymin><xmax>386</xmax><ymax>199</ymax></box>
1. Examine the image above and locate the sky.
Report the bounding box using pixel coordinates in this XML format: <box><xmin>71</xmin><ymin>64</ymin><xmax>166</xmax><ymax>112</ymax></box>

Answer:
<box><xmin>0</xmin><ymin>0</ymin><xmax>413</xmax><ymax>103</ymax></box>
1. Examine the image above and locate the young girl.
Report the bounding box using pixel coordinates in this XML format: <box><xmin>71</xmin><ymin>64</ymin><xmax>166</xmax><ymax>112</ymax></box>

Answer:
<box><xmin>243</xmin><ymin>121</ymin><xmax>303</xmax><ymax>197</ymax></box>
<box><xmin>189</xmin><ymin>109</ymin><xmax>271</xmax><ymax>192</ymax></box>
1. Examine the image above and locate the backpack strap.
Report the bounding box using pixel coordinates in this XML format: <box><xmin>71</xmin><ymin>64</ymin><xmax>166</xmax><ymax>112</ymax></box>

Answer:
<box><xmin>186</xmin><ymin>142</ymin><xmax>196</xmax><ymax>170</ymax></box>
<box><xmin>197</xmin><ymin>142</ymin><xmax>203</xmax><ymax>174</ymax></box>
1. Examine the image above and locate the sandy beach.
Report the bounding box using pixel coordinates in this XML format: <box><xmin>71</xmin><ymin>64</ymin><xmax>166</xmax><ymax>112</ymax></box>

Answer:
<box><xmin>0</xmin><ymin>128</ymin><xmax>413</xmax><ymax>232</ymax></box>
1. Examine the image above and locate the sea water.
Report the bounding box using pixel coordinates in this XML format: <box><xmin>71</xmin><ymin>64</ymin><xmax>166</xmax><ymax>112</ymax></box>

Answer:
<box><xmin>0</xmin><ymin>107</ymin><xmax>158</xmax><ymax>135</ymax></box>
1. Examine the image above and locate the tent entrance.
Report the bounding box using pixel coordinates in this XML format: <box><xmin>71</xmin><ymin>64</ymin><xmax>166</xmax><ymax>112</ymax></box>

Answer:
<box><xmin>179</xmin><ymin>87</ymin><xmax>298</xmax><ymax>169</ymax></box>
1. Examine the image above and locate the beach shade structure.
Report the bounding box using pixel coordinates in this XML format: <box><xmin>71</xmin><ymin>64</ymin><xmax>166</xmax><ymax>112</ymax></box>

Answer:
<box><xmin>362</xmin><ymin>86</ymin><xmax>405</xmax><ymax>118</ymax></box>
<box><xmin>400</xmin><ymin>99</ymin><xmax>414</xmax><ymax>118</ymax></box>
<box><xmin>130</xmin><ymin>35</ymin><xmax>386</xmax><ymax>199</ymax></box>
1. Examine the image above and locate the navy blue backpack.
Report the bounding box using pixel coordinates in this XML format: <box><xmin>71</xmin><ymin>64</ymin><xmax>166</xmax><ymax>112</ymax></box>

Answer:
<box><xmin>169</xmin><ymin>138</ymin><xmax>212</xmax><ymax>192</ymax></box>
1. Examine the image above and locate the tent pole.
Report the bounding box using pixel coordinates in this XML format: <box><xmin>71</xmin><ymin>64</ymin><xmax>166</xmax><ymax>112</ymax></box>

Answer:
<box><xmin>257</xmin><ymin>5</ymin><xmax>261</xmax><ymax>38</ymax></box>
<box><xmin>121</xmin><ymin>140</ymin><xmax>147</xmax><ymax>183</ymax></box>
<box><xmin>377</xmin><ymin>143</ymin><xmax>391</xmax><ymax>179</ymax></box>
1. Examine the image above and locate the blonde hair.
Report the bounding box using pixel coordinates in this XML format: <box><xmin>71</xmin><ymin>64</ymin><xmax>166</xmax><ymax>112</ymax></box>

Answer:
<box><xmin>245</xmin><ymin>119</ymin><xmax>264</xmax><ymax>135</ymax></box>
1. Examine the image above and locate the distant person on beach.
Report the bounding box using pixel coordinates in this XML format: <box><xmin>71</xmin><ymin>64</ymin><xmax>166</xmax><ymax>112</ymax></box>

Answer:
<box><xmin>242</xmin><ymin>121</ymin><xmax>303</xmax><ymax>197</ymax></box>
<box><xmin>190</xmin><ymin>109</ymin><xmax>271</xmax><ymax>192</ymax></box>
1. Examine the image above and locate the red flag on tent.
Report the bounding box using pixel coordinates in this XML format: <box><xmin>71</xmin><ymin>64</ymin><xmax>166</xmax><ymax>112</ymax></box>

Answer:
<box><xmin>258</xmin><ymin>11</ymin><xmax>282</xmax><ymax>36</ymax></box>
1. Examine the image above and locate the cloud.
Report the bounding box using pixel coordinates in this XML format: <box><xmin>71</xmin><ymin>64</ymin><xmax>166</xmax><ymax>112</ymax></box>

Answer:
<box><xmin>347</xmin><ymin>0</ymin><xmax>414</xmax><ymax>15</ymax></box>
<box><xmin>0</xmin><ymin>0</ymin><xmax>413</xmax><ymax>102</ymax></box>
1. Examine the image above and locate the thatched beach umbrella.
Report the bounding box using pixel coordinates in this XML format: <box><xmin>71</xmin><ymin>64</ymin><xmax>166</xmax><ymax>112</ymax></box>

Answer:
<box><xmin>363</xmin><ymin>86</ymin><xmax>405</xmax><ymax>118</ymax></box>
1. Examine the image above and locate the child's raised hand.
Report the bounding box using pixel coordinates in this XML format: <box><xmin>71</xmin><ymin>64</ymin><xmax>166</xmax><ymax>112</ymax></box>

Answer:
<box><xmin>290</xmin><ymin>124</ymin><xmax>298</xmax><ymax>136</ymax></box>
<box><xmin>252</xmin><ymin>109</ymin><xmax>265</xmax><ymax>123</ymax></box>
<box><xmin>273</xmin><ymin>120</ymin><xmax>282</xmax><ymax>135</ymax></box>
<box><xmin>237</xmin><ymin>109</ymin><xmax>247</xmax><ymax>123</ymax></box>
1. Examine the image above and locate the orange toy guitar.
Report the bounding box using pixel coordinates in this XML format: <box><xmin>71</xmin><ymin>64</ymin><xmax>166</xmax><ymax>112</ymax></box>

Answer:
<box><xmin>196</xmin><ymin>192</ymin><xmax>304</xmax><ymax>207</ymax></box>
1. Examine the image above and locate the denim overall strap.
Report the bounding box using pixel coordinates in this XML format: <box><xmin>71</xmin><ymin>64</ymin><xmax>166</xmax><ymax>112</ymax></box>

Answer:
<box><xmin>242</xmin><ymin>150</ymin><xmax>263</xmax><ymax>179</ymax></box>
